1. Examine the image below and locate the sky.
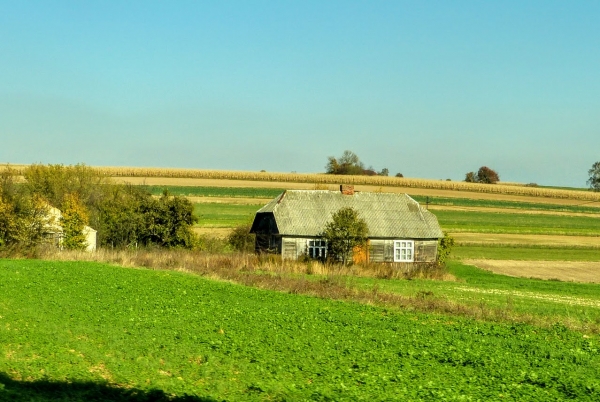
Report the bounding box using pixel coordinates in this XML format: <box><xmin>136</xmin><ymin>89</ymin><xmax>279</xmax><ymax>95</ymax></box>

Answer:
<box><xmin>1</xmin><ymin>1</ymin><xmax>599</xmax><ymax>187</ymax></box>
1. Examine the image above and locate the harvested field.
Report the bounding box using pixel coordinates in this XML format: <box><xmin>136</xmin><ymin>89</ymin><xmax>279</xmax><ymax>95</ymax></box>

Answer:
<box><xmin>452</xmin><ymin>233</ymin><xmax>600</xmax><ymax>247</ymax></box>
<box><xmin>464</xmin><ymin>259</ymin><xmax>600</xmax><ymax>284</ymax></box>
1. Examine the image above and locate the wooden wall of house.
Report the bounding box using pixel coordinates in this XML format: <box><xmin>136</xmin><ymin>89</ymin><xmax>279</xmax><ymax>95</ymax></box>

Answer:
<box><xmin>281</xmin><ymin>237</ymin><xmax>308</xmax><ymax>260</ymax></box>
<box><xmin>369</xmin><ymin>239</ymin><xmax>438</xmax><ymax>263</ymax></box>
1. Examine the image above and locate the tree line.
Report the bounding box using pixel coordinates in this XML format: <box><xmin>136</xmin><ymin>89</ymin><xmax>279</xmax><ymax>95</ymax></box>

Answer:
<box><xmin>0</xmin><ymin>164</ymin><xmax>197</xmax><ymax>252</ymax></box>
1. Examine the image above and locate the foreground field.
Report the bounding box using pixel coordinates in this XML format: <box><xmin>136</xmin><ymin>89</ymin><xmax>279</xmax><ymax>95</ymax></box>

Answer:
<box><xmin>1</xmin><ymin>259</ymin><xmax>599</xmax><ymax>401</ymax></box>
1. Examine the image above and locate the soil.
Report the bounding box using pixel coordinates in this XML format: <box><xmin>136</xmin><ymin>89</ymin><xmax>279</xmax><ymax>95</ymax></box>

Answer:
<box><xmin>464</xmin><ymin>259</ymin><xmax>600</xmax><ymax>284</ymax></box>
<box><xmin>452</xmin><ymin>233</ymin><xmax>600</xmax><ymax>247</ymax></box>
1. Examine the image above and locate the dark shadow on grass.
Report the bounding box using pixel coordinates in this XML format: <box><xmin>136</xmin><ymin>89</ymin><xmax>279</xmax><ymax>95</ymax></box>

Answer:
<box><xmin>0</xmin><ymin>373</ymin><xmax>219</xmax><ymax>402</ymax></box>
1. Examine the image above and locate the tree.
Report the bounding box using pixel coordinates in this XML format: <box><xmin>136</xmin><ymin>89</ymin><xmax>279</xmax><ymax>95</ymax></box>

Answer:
<box><xmin>321</xmin><ymin>207</ymin><xmax>368</xmax><ymax>265</ymax></box>
<box><xmin>379</xmin><ymin>168</ymin><xmax>389</xmax><ymax>177</ymax></box>
<box><xmin>464</xmin><ymin>172</ymin><xmax>476</xmax><ymax>183</ymax></box>
<box><xmin>325</xmin><ymin>150</ymin><xmax>365</xmax><ymax>175</ymax></box>
<box><xmin>588</xmin><ymin>162</ymin><xmax>600</xmax><ymax>192</ymax></box>
<box><xmin>60</xmin><ymin>193</ymin><xmax>89</xmax><ymax>250</ymax></box>
<box><xmin>476</xmin><ymin>166</ymin><xmax>499</xmax><ymax>184</ymax></box>
<box><xmin>464</xmin><ymin>167</ymin><xmax>499</xmax><ymax>184</ymax></box>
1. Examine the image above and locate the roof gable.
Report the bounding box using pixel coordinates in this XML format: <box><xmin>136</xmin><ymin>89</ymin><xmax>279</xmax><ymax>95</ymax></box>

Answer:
<box><xmin>254</xmin><ymin>190</ymin><xmax>443</xmax><ymax>238</ymax></box>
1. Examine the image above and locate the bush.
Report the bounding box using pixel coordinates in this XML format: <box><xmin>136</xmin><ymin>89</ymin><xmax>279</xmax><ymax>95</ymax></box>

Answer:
<box><xmin>227</xmin><ymin>223</ymin><xmax>255</xmax><ymax>252</ymax></box>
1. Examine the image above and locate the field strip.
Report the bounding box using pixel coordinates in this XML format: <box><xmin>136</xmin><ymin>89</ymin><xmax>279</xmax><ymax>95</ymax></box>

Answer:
<box><xmin>112</xmin><ymin>177</ymin><xmax>600</xmax><ymax>207</ymax></box>
<box><xmin>452</xmin><ymin>233</ymin><xmax>600</xmax><ymax>247</ymax></box>
<box><xmin>453</xmin><ymin>286</ymin><xmax>600</xmax><ymax>308</ymax></box>
<box><xmin>464</xmin><ymin>259</ymin><xmax>600</xmax><ymax>283</ymax></box>
<box><xmin>188</xmin><ymin>196</ymin><xmax>270</xmax><ymax>205</ymax></box>
<box><xmin>193</xmin><ymin>227</ymin><xmax>232</xmax><ymax>237</ymax></box>
<box><xmin>428</xmin><ymin>204</ymin><xmax>600</xmax><ymax>217</ymax></box>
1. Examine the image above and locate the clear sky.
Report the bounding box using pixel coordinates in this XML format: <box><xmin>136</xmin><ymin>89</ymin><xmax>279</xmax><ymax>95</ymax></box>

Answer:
<box><xmin>1</xmin><ymin>1</ymin><xmax>599</xmax><ymax>187</ymax></box>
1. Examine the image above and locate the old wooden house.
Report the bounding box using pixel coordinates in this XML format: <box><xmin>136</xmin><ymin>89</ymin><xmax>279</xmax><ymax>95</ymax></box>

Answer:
<box><xmin>250</xmin><ymin>186</ymin><xmax>444</xmax><ymax>263</ymax></box>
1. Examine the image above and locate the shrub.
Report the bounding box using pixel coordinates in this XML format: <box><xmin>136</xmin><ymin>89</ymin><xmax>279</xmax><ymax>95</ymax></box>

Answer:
<box><xmin>227</xmin><ymin>223</ymin><xmax>255</xmax><ymax>252</ymax></box>
<box><xmin>437</xmin><ymin>232</ymin><xmax>455</xmax><ymax>265</ymax></box>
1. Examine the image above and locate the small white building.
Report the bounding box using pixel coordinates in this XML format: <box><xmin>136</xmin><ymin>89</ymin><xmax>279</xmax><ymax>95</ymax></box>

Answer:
<box><xmin>45</xmin><ymin>206</ymin><xmax>97</xmax><ymax>252</ymax></box>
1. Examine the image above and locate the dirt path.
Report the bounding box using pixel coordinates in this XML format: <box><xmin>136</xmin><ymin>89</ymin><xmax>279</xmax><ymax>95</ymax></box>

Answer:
<box><xmin>112</xmin><ymin>177</ymin><xmax>600</xmax><ymax>208</ymax></box>
<box><xmin>464</xmin><ymin>259</ymin><xmax>600</xmax><ymax>283</ymax></box>
<box><xmin>452</xmin><ymin>233</ymin><xmax>600</xmax><ymax>247</ymax></box>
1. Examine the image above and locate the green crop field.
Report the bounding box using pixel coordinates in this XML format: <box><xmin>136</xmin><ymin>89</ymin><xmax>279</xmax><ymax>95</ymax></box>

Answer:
<box><xmin>411</xmin><ymin>195</ymin><xmax>600</xmax><ymax>214</ymax></box>
<box><xmin>144</xmin><ymin>185</ymin><xmax>284</xmax><ymax>199</ymax></box>
<box><xmin>452</xmin><ymin>245</ymin><xmax>600</xmax><ymax>261</ymax></box>
<box><xmin>1</xmin><ymin>259</ymin><xmax>599</xmax><ymax>401</ymax></box>
<box><xmin>194</xmin><ymin>203</ymin><xmax>263</xmax><ymax>227</ymax></box>
<box><xmin>432</xmin><ymin>209</ymin><xmax>600</xmax><ymax>236</ymax></box>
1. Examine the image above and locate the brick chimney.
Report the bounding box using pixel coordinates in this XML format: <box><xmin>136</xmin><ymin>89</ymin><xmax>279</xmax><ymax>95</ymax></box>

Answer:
<box><xmin>340</xmin><ymin>185</ymin><xmax>354</xmax><ymax>195</ymax></box>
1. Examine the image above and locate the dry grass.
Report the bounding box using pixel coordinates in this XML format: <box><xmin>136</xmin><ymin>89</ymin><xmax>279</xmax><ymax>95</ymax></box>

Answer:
<box><xmin>4</xmin><ymin>164</ymin><xmax>599</xmax><ymax>202</ymax></box>
<box><xmin>30</xmin><ymin>247</ymin><xmax>599</xmax><ymax>333</ymax></box>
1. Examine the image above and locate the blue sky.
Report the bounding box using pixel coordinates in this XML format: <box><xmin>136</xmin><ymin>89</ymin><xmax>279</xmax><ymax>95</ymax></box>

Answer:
<box><xmin>1</xmin><ymin>1</ymin><xmax>599</xmax><ymax>186</ymax></box>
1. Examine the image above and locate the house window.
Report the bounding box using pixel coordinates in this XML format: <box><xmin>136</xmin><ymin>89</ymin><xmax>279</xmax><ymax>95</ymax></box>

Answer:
<box><xmin>394</xmin><ymin>240</ymin><xmax>414</xmax><ymax>262</ymax></box>
<box><xmin>307</xmin><ymin>239</ymin><xmax>327</xmax><ymax>259</ymax></box>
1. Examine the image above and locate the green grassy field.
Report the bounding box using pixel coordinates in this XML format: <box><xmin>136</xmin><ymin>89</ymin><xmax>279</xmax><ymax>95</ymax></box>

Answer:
<box><xmin>1</xmin><ymin>259</ymin><xmax>599</xmax><ymax>401</ymax></box>
<box><xmin>411</xmin><ymin>195</ymin><xmax>600</xmax><ymax>214</ymax></box>
<box><xmin>452</xmin><ymin>245</ymin><xmax>600</xmax><ymax>261</ymax></box>
<box><xmin>432</xmin><ymin>209</ymin><xmax>600</xmax><ymax>236</ymax></box>
<box><xmin>194</xmin><ymin>203</ymin><xmax>263</xmax><ymax>227</ymax></box>
<box><xmin>145</xmin><ymin>185</ymin><xmax>284</xmax><ymax>199</ymax></box>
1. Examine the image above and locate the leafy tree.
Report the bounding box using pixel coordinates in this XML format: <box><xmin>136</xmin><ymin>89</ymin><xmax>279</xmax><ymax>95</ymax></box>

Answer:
<box><xmin>379</xmin><ymin>168</ymin><xmax>389</xmax><ymax>177</ymax></box>
<box><xmin>588</xmin><ymin>162</ymin><xmax>600</xmax><ymax>192</ymax></box>
<box><xmin>60</xmin><ymin>193</ymin><xmax>89</xmax><ymax>250</ymax></box>
<box><xmin>477</xmin><ymin>166</ymin><xmax>499</xmax><ymax>184</ymax></box>
<box><xmin>321</xmin><ymin>207</ymin><xmax>368</xmax><ymax>265</ymax></box>
<box><xmin>325</xmin><ymin>150</ymin><xmax>365</xmax><ymax>175</ymax></box>
<box><xmin>395</xmin><ymin>173</ymin><xmax>404</xmax><ymax>178</ymax></box>
<box><xmin>97</xmin><ymin>187</ymin><xmax>197</xmax><ymax>249</ymax></box>
<box><xmin>464</xmin><ymin>167</ymin><xmax>499</xmax><ymax>184</ymax></box>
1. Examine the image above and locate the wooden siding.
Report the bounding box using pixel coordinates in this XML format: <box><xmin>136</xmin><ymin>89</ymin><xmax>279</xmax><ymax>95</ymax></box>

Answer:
<box><xmin>369</xmin><ymin>239</ymin><xmax>438</xmax><ymax>263</ymax></box>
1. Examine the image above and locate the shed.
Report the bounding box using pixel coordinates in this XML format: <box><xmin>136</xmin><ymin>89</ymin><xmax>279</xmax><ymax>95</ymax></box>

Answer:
<box><xmin>45</xmin><ymin>205</ymin><xmax>97</xmax><ymax>252</ymax></box>
<box><xmin>250</xmin><ymin>186</ymin><xmax>444</xmax><ymax>263</ymax></box>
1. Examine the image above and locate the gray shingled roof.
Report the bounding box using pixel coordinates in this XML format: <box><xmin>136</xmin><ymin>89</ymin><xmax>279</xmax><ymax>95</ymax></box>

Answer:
<box><xmin>255</xmin><ymin>190</ymin><xmax>443</xmax><ymax>238</ymax></box>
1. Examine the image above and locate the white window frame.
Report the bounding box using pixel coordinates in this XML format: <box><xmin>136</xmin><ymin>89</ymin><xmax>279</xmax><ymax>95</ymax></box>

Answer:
<box><xmin>307</xmin><ymin>239</ymin><xmax>327</xmax><ymax>259</ymax></box>
<box><xmin>394</xmin><ymin>240</ymin><xmax>414</xmax><ymax>262</ymax></box>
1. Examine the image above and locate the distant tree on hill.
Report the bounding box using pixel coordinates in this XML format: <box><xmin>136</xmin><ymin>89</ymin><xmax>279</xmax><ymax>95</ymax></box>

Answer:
<box><xmin>464</xmin><ymin>167</ymin><xmax>499</xmax><ymax>184</ymax></box>
<box><xmin>326</xmin><ymin>150</ymin><xmax>365</xmax><ymax>175</ymax></box>
<box><xmin>588</xmin><ymin>162</ymin><xmax>600</xmax><ymax>192</ymax></box>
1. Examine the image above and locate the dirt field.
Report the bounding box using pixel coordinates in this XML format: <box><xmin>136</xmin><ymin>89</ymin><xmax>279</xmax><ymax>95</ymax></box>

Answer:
<box><xmin>113</xmin><ymin>177</ymin><xmax>600</xmax><ymax>207</ymax></box>
<box><xmin>452</xmin><ymin>233</ymin><xmax>600</xmax><ymax>247</ymax></box>
<box><xmin>464</xmin><ymin>259</ymin><xmax>600</xmax><ymax>284</ymax></box>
